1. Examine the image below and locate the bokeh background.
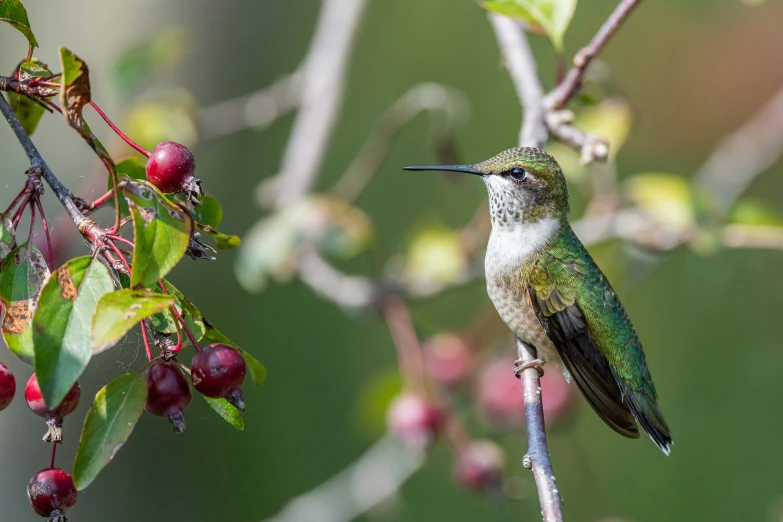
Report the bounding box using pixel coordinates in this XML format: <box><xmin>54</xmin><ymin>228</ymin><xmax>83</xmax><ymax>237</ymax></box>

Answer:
<box><xmin>2</xmin><ymin>0</ymin><xmax>783</xmax><ymax>521</ymax></box>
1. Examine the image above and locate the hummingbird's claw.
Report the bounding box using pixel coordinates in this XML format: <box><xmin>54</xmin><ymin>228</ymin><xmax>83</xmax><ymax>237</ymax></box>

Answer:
<box><xmin>514</xmin><ymin>358</ymin><xmax>545</xmax><ymax>378</ymax></box>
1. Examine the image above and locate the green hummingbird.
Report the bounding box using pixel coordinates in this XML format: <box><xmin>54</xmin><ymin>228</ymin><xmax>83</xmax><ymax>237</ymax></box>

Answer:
<box><xmin>404</xmin><ymin>147</ymin><xmax>672</xmax><ymax>454</ymax></box>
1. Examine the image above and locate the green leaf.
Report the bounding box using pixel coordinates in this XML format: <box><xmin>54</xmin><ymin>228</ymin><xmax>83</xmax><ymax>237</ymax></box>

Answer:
<box><xmin>729</xmin><ymin>199</ymin><xmax>783</xmax><ymax>227</ymax></box>
<box><xmin>483</xmin><ymin>0</ymin><xmax>577</xmax><ymax>51</ymax></box>
<box><xmin>123</xmin><ymin>181</ymin><xmax>193</xmax><ymax>288</ymax></box>
<box><xmin>404</xmin><ymin>226</ymin><xmax>467</xmax><ymax>286</ymax></box>
<box><xmin>8</xmin><ymin>59</ymin><xmax>52</xmax><ymax>135</ymax></box>
<box><xmin>111</xmin><ymin>28</ymin><xmax>186</xmax><ymax>99</ymax></box>
<box><xmin>191</xmin><ymin>194</ymin><xmax>222</xmax><ymax>229</ymax></box>
<box><xmin>195</xmin><ymin>222</ymin><xmax>240</xmax><ymax>250</ymax></box>
<box><xmin>0</xmin><ymin>244</ymin><xmax>48</xmax><ymax>365</ymax></box>
<box><xmin>33</xmin><ymin>256</ymin><xmax>113</xmax><ymax>408</ymax></box>
<box><xmin>0</xmin><ymin>217</ymin><xmax>15</xmax><ymax>263</ymax></box>
<box><xmin>202</xmin><ymin>395</ymin><xmax>244</xmax><ymax>430</ymax></box>
<box><xmin>623</xmin><ymin>173</ymin><xmax>695</xmax><ymax>232</ymax></box>
<box><xmin>91</xmin><ymin>289</ymin><xmax>176</xmax><ymax>354</ymax></box>
<box><xmin>204</xmin><ymin>320</ymin><xmax>265</xmax><ymax>387</ymax></box>
<box><xmin>109</xmin><ymin>157</ymin><xmax>147</xmax><ymax>219</ymax></box>
<box><xmin>73</xmin><ymin>373</ymin><xmax>147</xmax><ymax>490</ymax></box>
<box><xmin>0</xmin><ymin>0</ymin><xmax>38</xmax><ymax>48</ymax></box>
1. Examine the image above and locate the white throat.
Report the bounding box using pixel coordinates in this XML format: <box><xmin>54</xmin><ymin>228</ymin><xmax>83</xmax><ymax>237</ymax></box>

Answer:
<box><xmin>485</xmin><ymin>216</ymin><xmax>559</xmax><ymax>276</ymax></box>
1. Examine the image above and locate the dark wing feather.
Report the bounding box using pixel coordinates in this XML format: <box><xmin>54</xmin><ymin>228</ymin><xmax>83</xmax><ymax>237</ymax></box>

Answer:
<box><xmin>530</xmin><ymin>287</ymin><xmax>640</xmax><ymax>439</ymax></box>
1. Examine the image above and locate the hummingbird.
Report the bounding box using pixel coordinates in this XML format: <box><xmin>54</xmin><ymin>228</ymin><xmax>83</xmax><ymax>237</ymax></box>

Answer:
<box><xmin>404</xmin><ymin>147</ymin><xmax>672</xmax><ymax>454</ymax></box>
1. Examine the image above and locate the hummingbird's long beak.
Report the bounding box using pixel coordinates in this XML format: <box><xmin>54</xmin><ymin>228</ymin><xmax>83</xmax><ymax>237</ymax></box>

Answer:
<box><xmin>402</xmin><ymin>164</ymin><xmax>483</xmax><ymax>176</ymax></box>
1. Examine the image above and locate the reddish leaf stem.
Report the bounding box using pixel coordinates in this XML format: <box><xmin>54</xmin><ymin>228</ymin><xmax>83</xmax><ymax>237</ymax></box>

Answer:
<box><xmin>11</xmin><ymin>195</ymin><xmax>31</xmax><ymax>229</ymax></box>
<box><xmin>89</xmin><ymin>101</ymin><xmax>150</xmax><ymax>157</ymax></box>
<box><xmin>157</xmin><ymin>281</ymin><xmax>201</xmax><ymax>351</ymax></box>
<box><xmin>1</xmin><ymin>187</ymin><xmax>27</xmax><ymax>220</ymax></box>
<box><xmin>49</xmin><ymin>442</ymin><xmax>57</xmax><ymax>469</ymax></box>
<box><xmin>27</xmin><ymin>199</ymin><xmax>36</xmax><ymax>245</ymax></box>
<box><xmin>107</xmin><ymin>240</ymin><xmax>153</xmax><ymax>361</ymax></box>
<box><xmin>85</xmin><ymin>188</ymin><xmax>116</xmax><ymax>213</ymax></box>
<box><xmin>35</xmin><ymin>198</ymin><xmax>54</xmax><ymax>269</ymax></box>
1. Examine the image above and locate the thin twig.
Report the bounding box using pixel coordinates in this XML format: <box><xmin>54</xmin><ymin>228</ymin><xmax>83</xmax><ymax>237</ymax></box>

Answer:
<box><xmin>272</xmin><ymin>0</ymin><xmax>368</xmax><ymax>207</ymax></box>
<box><xmin>490</xmin><ymin>15</ymin><xmax>564</xmax><ymax>522</ymax></box>
<box><xmin>694</xmin><ymin>86</ymin><xmax>783</xmax><ymax>215</ymax></box>
<box><xmin>198</xmin><ymin>72</ymin><xmax>303</xmax><ymax>141</ymax></box>
<box><xmin>260</xmin><ymin>435</ymin><xmax>423</xmax><ymax>522</ymax></box>
<box><xmin>547</xmin><ymin>0</ymin><xmax>645</xmax><ymax>110</ymax></box>
<box><xmin>0</xmin><ymin>94</ymin><xmax>88</xmax><ymax>229</ymax></box>
<box><xmin>330</xmin><ymin>83</ymin><xmax>467</xmax><ymax>202</ymax></box>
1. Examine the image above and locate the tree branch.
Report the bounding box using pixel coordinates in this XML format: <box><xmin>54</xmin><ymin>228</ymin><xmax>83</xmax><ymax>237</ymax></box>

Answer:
<box><xmin>0</xmin><ymin>93</ymin><xmax>87</xmax><ymax>229</ymax></box>
<box><xmin>547</xmin><ymin>0</ymin><xmax>645</xmax><ymax>110</ymax></box>
<box><xmin>197</xmin><ymin>72</ymin><xmax>303</xmax><ymax>141</ymax></box>
<box><xmin>271</xmin><ymin>0</ymin><xmax>368</xmax><ymax>207</ymax></box>
<box><xmin>260</xmin><ymin>435</ymin><xmax>423</xmax><ymax>522</ymax></box>
<box><xmin>694</xmin><ymin>85</ymin><xmax>783</xmax><ymax>215</ymax></box>
<box><xmin>489</xmin><ymin>14</ymin><xmax>564</xmax><ymax>522</ymax></box>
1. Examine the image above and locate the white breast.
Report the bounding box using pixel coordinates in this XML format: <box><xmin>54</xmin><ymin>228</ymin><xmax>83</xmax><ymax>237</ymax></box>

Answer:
<box><xmin>484</xmin><ymin>216</ymin><xmax>559</xmax><ymax>278</ymax></box>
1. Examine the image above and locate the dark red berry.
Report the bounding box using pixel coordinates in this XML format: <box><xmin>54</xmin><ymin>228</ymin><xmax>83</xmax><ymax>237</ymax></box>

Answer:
<box><xmin>190</xmin><ymin>344</ymin><xmax>246</xmax><ymax>410</ymax></box>
<box><xmin>453</xmin><ymin>440</ymin><xmax>505</xmax><ymax>494</ymax></box>
<box><xmin>145</xmin><ymin>360</ymin><xmax>191</xmax><ymax>433</ymax></box>
<box><xmin>145</xmin><ymin>141</ymin><xmax>201</xmax><ymax>197</ymax></box>
<box><xmin>423</xmin><ymin>333</ymin><xmax>473</xmax><ymax>387</ymax></box>
<box><xmin>386</xmin><ymin>394</ymin><xmax>443</xmax><ymax>450</ymax></box>
<box><xmin>25</xmin><ymin>374</ymin><xmax>80</xmax><ymax>443</ymax></box>
<box><xmin>27</xmin><ymin>467</ymin><xmax>77</xmax><ymax>520</ymax></box>
<box><xmin>0</xmin><ymin>361</ymin><xmax>16</xmax><ymax>411</ymax></box>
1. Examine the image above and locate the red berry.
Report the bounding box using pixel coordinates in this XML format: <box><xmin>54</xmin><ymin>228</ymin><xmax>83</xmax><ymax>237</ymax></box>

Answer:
<box><xmin>27</xmin><ymin>468</ymin><xmax>77</xmax><ymax>520</ymax></box>
<box><xmin>386</xmin><ymin>394</ymin><xmax>443</xmax><ymax>450</ymax></box>
<box><xmin>25</xmin><ymin>374</ymin><xmax>80</xmax><ymax>443</ymax></box>
<box><xmin>423</xmin><ymin>333</ymin><xmax>473</xmax><ymax>387</ymax></box>
<box><xmin>145</xmin><ymin>361</ymin><xmax>192</xmax><ymax>433</ymax></box>
<box><xmin>453</xmin><ymin>440</ymin><xmax>505</xmax><ymax>494</ymax></box>
<box><xmin>145</xmin><ymin>141</ymin><xmax>201</xmax><ymax>196</ymax></box>
<box><xmin>0</xmin><ymin>361</ymin><xmax>16</xmax><ymax>411</ymax></box>
<box><xmin>190</xmin><ymin>344</ymin><xmax>246</xmax><ymax>410</ymax></box>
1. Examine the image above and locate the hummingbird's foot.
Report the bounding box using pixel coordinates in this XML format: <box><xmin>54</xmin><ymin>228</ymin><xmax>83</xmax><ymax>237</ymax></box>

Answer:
<box><xmin>514</xmin><ymin>358</ymin><xmax>545</xmax><ymax>378</ymax></box>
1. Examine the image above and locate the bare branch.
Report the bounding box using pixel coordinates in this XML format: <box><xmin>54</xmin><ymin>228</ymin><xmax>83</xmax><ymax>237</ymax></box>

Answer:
<box><xmin>330</xmin><ymin>83</ymin><xmax>468</xmax><ymax>202</ymax></box>
<box><xmin>516</xmin><ymin>338</ymin><xmax>564</xmax><ymax>522</ymax></box>
<box><xmin>488</xmin><ymin>14</ymin><xmax>547</xmax><ymax>149</ymax></box>
<box><xmin>694</xmin><ymin>86</ymin><xmax>783</xmax><ymax>215</ymax></box>
<box><xmin>260</xmin><ymin>435</ymin><xmax>423</xmax><ymax>522</ymax></box>
<box><xmin>547</xmin><ymin>0</ymin><xmax>645</xmax><ymax>110</ymax></box>
<box><xmin>272</xmin><ymin>0</ymin><xmax>368</xmax><ymax>207</ymax></box>
<box><xmin>0</xmin><ymin>93</ymin><xmax>87</xmax><ymax>229</ymax></box>
<box><xmin>197</xmin><ymin>72</ymin><xmax>302</xmax><ymax>141</ymax></box>
<box><xmin>298</xmin><ymin>250</ymin><xmax>376</xmax><ymax>309</ymax></box>
<box><xmin>489</xmin><ymin>16</ymin><xmax>564</xmax><ymax>522</ymax></box>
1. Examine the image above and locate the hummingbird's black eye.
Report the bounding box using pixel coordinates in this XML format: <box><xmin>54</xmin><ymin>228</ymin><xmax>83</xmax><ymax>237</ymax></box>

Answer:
<box><xmin>508</xmin><ymin>167</ymin><xmax>527</xmax><ymax>182</ymax></box>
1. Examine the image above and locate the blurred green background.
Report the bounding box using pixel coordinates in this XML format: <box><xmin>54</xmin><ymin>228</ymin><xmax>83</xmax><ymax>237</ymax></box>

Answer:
<box><xmin>2</xmin><ymin>0</ymin><xmax>783</xmax><ymax>521</ymax></box>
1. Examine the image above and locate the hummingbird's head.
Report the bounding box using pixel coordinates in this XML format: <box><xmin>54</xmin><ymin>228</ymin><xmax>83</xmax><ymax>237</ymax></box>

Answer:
<box><xmin>404</xmin><ymin>147</ymin><xmax>569</xmax><ymax>228</ymax></box>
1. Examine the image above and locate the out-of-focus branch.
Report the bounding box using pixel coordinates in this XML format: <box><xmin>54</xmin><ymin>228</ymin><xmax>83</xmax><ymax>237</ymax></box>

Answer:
<box><xmin>694</xmin><ymin>86</ymin><xmax>783</xmax><ymax>215</ymax></box>
<box><xmin>330</xmin><ymin>83</ymin><xmax>468</xmax><ymax>202</ymax></box>
<box><xmin>198</xmin><ymin>72</ymin><xmax>303</xmax><ymax>141</ymax></box>
<box><xmin>272</xmin><ymin>0</ymin><xmax>368</xmax><ymax>207</ymax></box>
<box><xmin>547</xmin><ymin>0</ymin><xmax>645</xmax><ymax>110</ymax></box>
<box><xmin>379</xmin><ymin>295</ymin><xmax>427</xmax><ymax>394</ymax></box>
<box><xmin>489</xmin><ymin>15</ymin><xmax>547</xmax><ymax>148</ymax></box>
<box><xmin>298</xmin><ymin>250</ymin><xmax>376</xmax><ymax>309</ymax></box>
<box><xmin>260</xmin><ymin>435</ymin><xmax>423</xmax><ymax>522</ymax></box>
<box><xmin>489</xmin><ymin>15</ymin><xmax>564</xmax><ymax>522</ymax></box>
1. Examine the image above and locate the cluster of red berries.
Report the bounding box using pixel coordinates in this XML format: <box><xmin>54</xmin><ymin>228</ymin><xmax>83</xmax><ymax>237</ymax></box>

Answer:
<box><xmin>148</xmin><ymin>343</ymin><xmax>248</xmax><ymax>433</ymax></box>
<box><xmin>0</xmin><ymin>342</ymin><xmax>245</xmax><ymax>520</ymax></box>
<box><xmin>0</xmin><ymin>365</ymin><xmax>80</xmax><ymax>521</ymax></box>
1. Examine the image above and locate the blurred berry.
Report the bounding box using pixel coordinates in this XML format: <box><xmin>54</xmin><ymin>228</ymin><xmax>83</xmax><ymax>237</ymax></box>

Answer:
<box><xmin>423</xmin><ymin>333</ymin><xmax>472</xmax><ymax>387</ymax></box>
<box><xmin>387</xmin><ymin>394</ymin><xmax>443</xmax><ymax>450</ymax></box>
